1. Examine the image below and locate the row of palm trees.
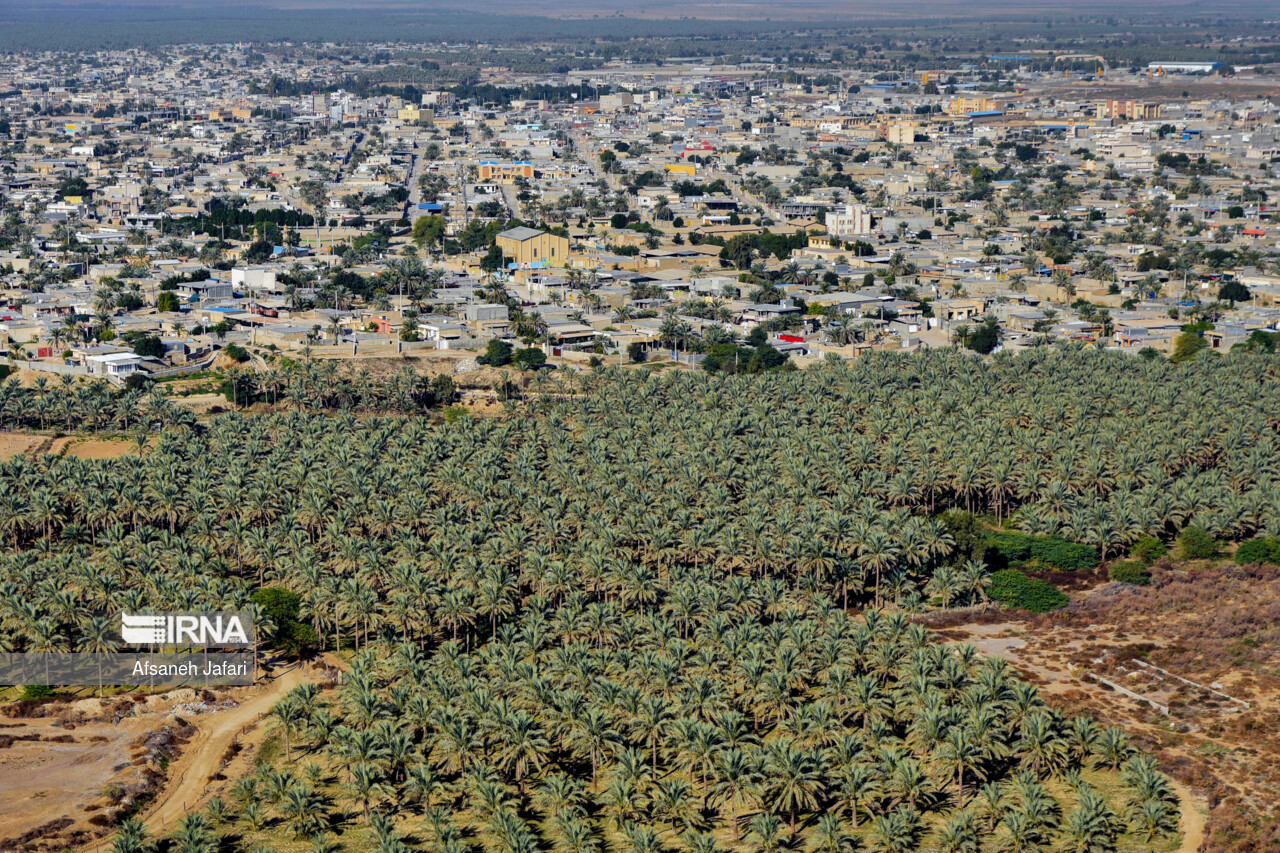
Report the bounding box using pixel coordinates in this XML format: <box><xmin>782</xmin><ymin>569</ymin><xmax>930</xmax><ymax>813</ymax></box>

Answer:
<box><xmin>0</xmin><ymin>347</ymin><xmax>1276</xmax><ymax>658</ymax></box>
<box><xmin>163</xmin><ymin>597</ymin><xmax>1177</xmax><ymax>853</ymax></box>
<box><xmin>0</xmin><ymin>377</ymin><xmax>191</xmax><ymax>432</ymax></box>
<box><xmin>0</xmin><ymin>347</ymin><xmax>1260</xmax><ymax>852</ymax></box>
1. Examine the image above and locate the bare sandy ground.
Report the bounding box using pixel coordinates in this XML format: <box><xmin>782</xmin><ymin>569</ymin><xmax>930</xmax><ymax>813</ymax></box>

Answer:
<box><xmin>0</xmin><ymin>662</ymin><xmax>324</xmax><ymax>852</ymax></box>
<box><xmin>0</xmin><ymin>717</ymin><xmax>146</xmax><ymax>842</ymax></box>
<box><xmin>0</xmin><ymin>433</ymin><xmax>139</xmax><ymax>462</ymax></box>
<box><xmin>0</xmin><ymin>433</ymin><xmax>48</xmax><ymax>460</ymax></box>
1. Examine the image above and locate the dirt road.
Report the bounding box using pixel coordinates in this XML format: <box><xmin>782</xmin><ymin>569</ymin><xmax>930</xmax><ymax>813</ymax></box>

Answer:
<box><xmin>1170</xmin><ymin>779</ymin><xmax>1206</xmax><ymax>853</ymax></box>
<box><xmin>142</xmin><ymin>663</ymin><xmax>312</xmax><ymax>834</ymax></box>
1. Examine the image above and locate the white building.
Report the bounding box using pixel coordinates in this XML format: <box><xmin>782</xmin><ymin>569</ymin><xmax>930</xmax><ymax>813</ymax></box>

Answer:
<box><xmin>825</xmin><ymin>204</ymin><xmax>874</xmax><ymax>238</ymax></box>
<box><xmin>231</xmin><ymin>267</ymin><xmax>278</xmax><ymax>293</ymax></box>
<box><xmin>86</xmin><ymin>352</ymin><xmax>145</xmax><ymax>379</ymax></box>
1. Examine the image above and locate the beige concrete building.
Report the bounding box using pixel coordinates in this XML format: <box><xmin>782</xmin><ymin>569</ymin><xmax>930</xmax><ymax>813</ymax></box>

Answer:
<box><xmin>495</xmin><ymin>226</ymin><xmax>570</xmax><ymax>270</ymax></box>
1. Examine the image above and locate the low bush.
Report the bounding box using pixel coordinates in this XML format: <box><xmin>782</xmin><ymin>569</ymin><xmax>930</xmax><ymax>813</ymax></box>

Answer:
<box><xmin>1130</xmin><ymin>535</ymin><xmax>1168</xmax><ymax>566</ymax></box>
<box><xmin>1030</xmin><ymin>536</ymin><xmax>1099</xmax><ymax>570</ymax></box>
<box><xmin>1108</xmin><ymin>560</ymin><xmax>1151</xmax><ymax>585</ymax></box>
<box><xmin>988</xmin><ymin>569</ymin><xmax>1069</xmax><ymax>613</ymax></box>
<box><xmin>1233</xmin><ymin>536</ymin><xmax>1280</xmax><ymax>566</ymax></box>
<box><xmin>984</xmin><ymin>531</ymin><xmax>1098</xmax><ymax>571</ymax></box>
<box><xmin>1177</xmin><ymin>526</ymin><xmax>1217</xmax><ymax>560</ymax></box>
<box><xmin>985</xmin><ymin>531</ymin><xmax>1033</xmax><ymax>565</ymax></box>
<box><xmin>19</xmin><ymin>684</ymin><xmax>53</xmax><ymax>702</ymax></box>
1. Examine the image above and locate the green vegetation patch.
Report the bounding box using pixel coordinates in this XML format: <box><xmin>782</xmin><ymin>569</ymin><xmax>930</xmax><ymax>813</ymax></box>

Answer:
<box><xmin>988</xmin><ymin>569</ymin><xmax>1070</xmax><ymax>612</ymax></box>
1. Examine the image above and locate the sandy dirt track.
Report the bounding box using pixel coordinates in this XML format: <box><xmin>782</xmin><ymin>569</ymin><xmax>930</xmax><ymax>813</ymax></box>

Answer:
<box><xmin>140</xmin><ymin>663</ymin><xmax>313</xmax><ymax>835</ymax></box>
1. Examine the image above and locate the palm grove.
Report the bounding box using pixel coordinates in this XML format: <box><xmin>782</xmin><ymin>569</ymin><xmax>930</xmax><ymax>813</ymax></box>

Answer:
<box><xmin>8</xmin><ymin>346</ymin><xmax>1276</xmax><ymax>851</ymax></box>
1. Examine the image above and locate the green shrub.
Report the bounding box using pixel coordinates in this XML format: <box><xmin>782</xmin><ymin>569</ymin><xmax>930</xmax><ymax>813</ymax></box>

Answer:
<box><xmin>988</xmin><ymin>569</ymin><xmax>1069</xmax><ymax>613</ymax></box>
<box><xmin>1108</xmin><ymin>560</ymin><xmax>1151</xmax><ymax>585</ymax></box>
<box><xmin>513</xmin><ymin>347</ymin><xmax>547</xmax><ymax>371</ymax></box>
<box><xmin>1177</xmin><ymin>526</ymin><xmax>1217</xmax><ymax>560</ymax></box>
<box><xmin>983</xmin><ymin>531</ymin><xmax>1097</xmax><ymax>571</ymax></box>
<box><xmin>1233</xmin><ymin>537</ymin><xmax>1280</xmax><ymax>566</ymax></box>
<box><xmin>985</xmin><ymin>531</ymin><xmax>1034</xmax><ymax>565</ymax></box>
<box><xmin>1029</xmin><ymin>537</ymin><xmax>1098</xmax><ymax>571</ymax></box>
<box><xmin>1130</xmin><ymin>535</ymin><xmax>1168</xmax><ymax>566</ymax></box>
<box><xmin>20</xmin><ymin>684</ymin><xmax>53</xmax><ymax>701</ymax></box>
<box><xmin>250</xmin><ymin>587</ymin><xmax>315</xmax><ymax>658</ymax></box>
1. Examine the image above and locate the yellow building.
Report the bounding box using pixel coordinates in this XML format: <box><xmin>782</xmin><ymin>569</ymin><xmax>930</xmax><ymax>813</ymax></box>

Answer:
<box><xmin>948</xmin><ymin>97</ymin><xmax>998</xmax><ymax>115</ymax></box>
<box><xmin>495</xmin><ymin>226</ymin><xmax>570</xmax><ymax>270</ymax></box>
<box><xmin>478</xmin><ymin>161</ymin><xmax>534</xmax><ymax>183</ymax></box>
<box><xmin>1098</xmin><ymin>100</ymin><xmax>1161</xmax><ymax>121</ymax></box>
<box><xmin>886</xmin><ymin>122</ymin><xmax>917</xmax><ymax>145</ymax></box>
<box><xmin>397</xmin><ymin>106</ymin><xmax>435</xmax><ymax>124</ymax></box>
<box><xmin>664</xmin><ymin>163</ymin><xmax>697</xmax><ymax>177</ymax></box>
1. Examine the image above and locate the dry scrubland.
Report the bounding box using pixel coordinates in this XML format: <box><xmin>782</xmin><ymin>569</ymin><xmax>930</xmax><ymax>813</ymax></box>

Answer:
<box><xmin>931</xmin><ymin>563</ymin><xmax>1280</xmax><ymax>853</ymax></box>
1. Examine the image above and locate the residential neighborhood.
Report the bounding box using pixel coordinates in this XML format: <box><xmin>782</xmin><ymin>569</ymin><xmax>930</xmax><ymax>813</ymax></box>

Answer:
<box><xmin>2</xmin><ymin>39</ymin><xmax>1280</xmax><ymax>386</ymax></box>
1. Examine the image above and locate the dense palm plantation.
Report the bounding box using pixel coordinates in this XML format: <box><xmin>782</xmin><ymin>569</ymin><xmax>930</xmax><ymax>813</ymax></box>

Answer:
<box><xmin>4</xmin><ymin>345</ymin><xmax>1277</xmax><ymax>851</ymax></box>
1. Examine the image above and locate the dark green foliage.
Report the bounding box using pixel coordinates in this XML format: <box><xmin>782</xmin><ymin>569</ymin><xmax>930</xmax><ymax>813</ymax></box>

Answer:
<box><xmin>627</xmin><ymin>342</ymin><xmax>647</xmax><ymax>363</ymax></box>
<box><xmin>702</xmin><ymin>342</ymin><xmax>789</xmax><ymax>375</ymax></box>
<box><xmin>57</xmin><ymin>176</ymin><xmax>89</xmax><ymax>199</ymax></box>
<box><xmin>985</xmin><ymin>531</ymin><xmax>1098</xmax><ymax>571</ymax></box>
<box><xmin>1236</xmin><ymin>330</ymin><xmax>1280</xmax><ymax>353</ymax></box>
<box><xmin>132</xmin><ymin>335</ymin><xmax>164</xmax><ymax>358</ymax></box>
<box><xmin>243</xmin><ymin>239</ymin><xmax>274</xmax><ymax>264</ymax></box>
<box><xmin>1108</xmin><ymin>560</ymin><xmax>1151</xmax><ymax>585</ymax></box>
<box><xmin>429</xmin><ymin>374</ymin><xmax>457</xmax><ymax>406</ymax></box>
<box><xmin>1233</xmin><ymin>537</ymin><xmax>1280</xmax><ymax>566</ymax></box>
<box><xmin>156</xmin><ymin>291</ymin><xmax>182</xmax><ymax>313</ymax></box>
<box><xmin>988</xmin><ymin>569</ymin><xmax>1069</xmax><ymax>613</ymax></box>
<box><xmin>479</xmin><ymin>244</ymin><xmax>507</xmax><ymax>273</ymax></box>
<box><xmin>1030</xmin><ymin>537</ymin><xmax>1099</xmax><ymax>571</ymax></box>
<box><xmin>1172</xmin><ymin>331</ymin><xmax>1207</xmax><ymax>363</ymax></box>
<box><xmin>962</xmin><ymin>317</ymin><xmax>1000</xmax><ymax>355</ymax></box>
<box><xmin>19</xmin><ymin>684</ymin><xmax>53</xmax><ymax>701</ymax></box>
<box><xmin>983</xmin><ymin>530</ymin><xmax>1034</xmax><ymax>565</ymax></box>
<box><xmin>250</xmin><ymin>587</ymin><xmax>316</xmax><ymax>658</ymax></box>
<box><xmin>1177</xmin><ymin>526</ymin><xmax>1217</xmax><ymax>560</ymax></box>
<box><xmin>252</xmin><ymin>587</ymin><xmax>301</xmax><ymax>627</ymax></box>
<box><xmin>940</xmin><ymin>510</ymin><xmax>987</xmax><ymax>562</ymax></box>
<box><xmin>513</xmin><ymin>347</ymin><xmax>547</xmax><ymax>371</ymax></box>
<box><xmin>1219</xmin><ymin>281</ymin><xmax>1251</xmax><ymax>304</ymax></box>
<box><xmin>478</xmin><ymin>339</ymin><xmax>513</xmax><ymax>366</ymax></box>
<box><xmin>1130</xmin><ymin>536</ymin><xmax>1168</xmax><ymax>566</ymax></box>
<box><xmin>222</xmin><ymin>343</ymin><xmax>250</xmax><ymax>363</ymax></box>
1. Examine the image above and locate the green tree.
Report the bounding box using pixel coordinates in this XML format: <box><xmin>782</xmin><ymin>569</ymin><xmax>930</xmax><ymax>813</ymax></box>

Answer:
<box><xmin>156</xmin><ymin>291</ymin><xmax>181</xmax><ymax>312</ymax></box>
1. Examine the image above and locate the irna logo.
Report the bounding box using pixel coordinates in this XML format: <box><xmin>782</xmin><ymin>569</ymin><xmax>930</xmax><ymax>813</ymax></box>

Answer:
<box><xmin>120</xmin><ymin>612</ymin><xmax>253</xmax><ymax>647</ymax></box>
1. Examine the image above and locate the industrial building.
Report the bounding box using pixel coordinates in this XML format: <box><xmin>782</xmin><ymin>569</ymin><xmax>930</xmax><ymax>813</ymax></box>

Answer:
<box><xmin>1146</xmin><ymin>62</ymin><xmax>1226</xmax><ymax>74</ymax></box>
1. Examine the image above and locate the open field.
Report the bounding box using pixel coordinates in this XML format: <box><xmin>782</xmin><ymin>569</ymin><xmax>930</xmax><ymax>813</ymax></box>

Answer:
<box><xmin>0</xmin><ymin>433</ymin><xmax>139</xmax><ymax>461</ymax></box>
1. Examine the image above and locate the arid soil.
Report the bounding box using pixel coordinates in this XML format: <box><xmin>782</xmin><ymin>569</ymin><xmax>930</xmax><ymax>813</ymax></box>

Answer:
<box><xmin>0</xmin><ymin>661</ymin><xmax>329</xmax><ymax>853</ymax></box>
<box><xmin>926</xmin><ymin>563</ymin><xmax>1280</xmax><ymax>853</ymax></box>
<box><xmin>0</xmin><ymin>433</ymin><xmax>138</xmax><ymax>462</ymax></box>
<box><xmin>0</xmin><ymin>433</ymin><xmax>46</xmax><ymax>460</ymax></box>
